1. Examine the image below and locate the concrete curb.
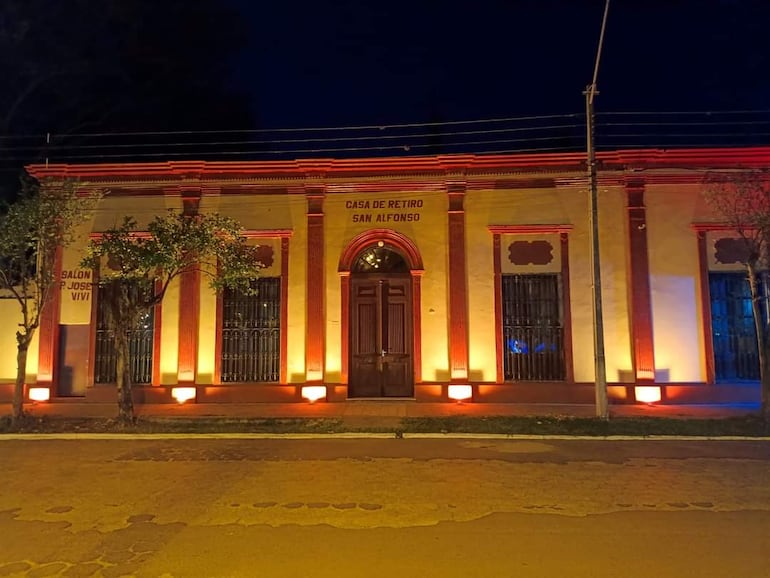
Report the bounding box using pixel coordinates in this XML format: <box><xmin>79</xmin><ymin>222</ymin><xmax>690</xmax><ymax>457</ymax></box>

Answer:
<box><xmin>1</xmin><ymin>432</ymin><xmax>769</xmax><ymax>441</ymax></box>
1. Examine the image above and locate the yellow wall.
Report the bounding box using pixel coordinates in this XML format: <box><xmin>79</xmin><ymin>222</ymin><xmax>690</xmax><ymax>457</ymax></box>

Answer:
<box><xmin>0</xmin><ymin>299</ymin><xmax>39</xmax><ymax>382</ymax></box>
<box><xmin>92</xmin><ymin>194</ymin><xmax>173</xmax><ymax>231</ymax></box>
<box><xmin>22</xmin><ymin>174</ymin><xmax>726</xmax><ymax>393</ymax></box>
<box><xmin>323</xmin><ymin>190</ymin><xmax>449</xmax><ymax>383</ymax></box>
<box><xmin>646</xmin><ymin>184</ymin><xmax>715</xmax><ymax>382</ymax></box>
<box><xmin>201</xmin><ymin>193</ymin><xmax>307</xmax><ymax>382</ymax></box>
<box><xmin>597</xmin><ymin>186</ymin><xmax>633</xmax><ymax>382</ymax></box>
<box><xmin>59</xmin><ymin>221</ymin><xmax>96</xmax><ymax>325</ymax></box>
<box><xmin>465</xmin><ymin>185</ymin><xmax>632</xmax><ymax>383</ymax></box>
<box><xmin>160</xmin><ymin>276</ymin><xmax>181</xmax><ymax>385</ymax></box>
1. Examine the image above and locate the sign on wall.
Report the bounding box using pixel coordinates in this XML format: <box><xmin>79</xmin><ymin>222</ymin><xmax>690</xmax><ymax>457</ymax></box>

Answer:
<box><xmin>346</xmin><ymin>199</ymin><xmax>424</xmax><ymax>224</ymax></box>
<box><xmin>59</xmin><ymin>268</ymin><xmax>93</xmax><ymax>324</ymax></box>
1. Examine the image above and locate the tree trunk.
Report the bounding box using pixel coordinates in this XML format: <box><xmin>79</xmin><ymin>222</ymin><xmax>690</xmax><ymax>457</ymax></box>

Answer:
<box><xmin>762</xmin><ymin>339</ymin><xmax>770</xmax><ymax>421</ymax></box>
<box><xmin>12</xmin><ymin>340</ymin><xmax>30</xmax><ymax>423</ymax></box>
<box><xmin>114</xmin><ymin>328</ymin><xmax>134</xmax><ymax>423</ymax></box>
<box><xmin>110</xmin><ymin>282</ymin><xmax>136</xmax><ymax>424</ymax></box>
<box><xmin>746</xmin><ymin>262</ymin><xmax>768</xmax><ymax>419</ymax></box>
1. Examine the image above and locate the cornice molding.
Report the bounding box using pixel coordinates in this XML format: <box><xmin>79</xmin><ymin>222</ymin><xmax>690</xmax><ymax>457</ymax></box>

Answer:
<box><xmin>26</xmin><ymin>147</ymin><xmax>770</xmax><ymax>193</ymax></box>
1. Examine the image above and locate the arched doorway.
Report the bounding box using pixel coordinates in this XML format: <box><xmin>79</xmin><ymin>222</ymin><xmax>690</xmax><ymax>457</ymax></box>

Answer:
<box><xmin>339</xmin><ymin>229</ymin><xmax>423</xmax><ymax>398</ymax></box>
<box><xmin>349</xmin><ymin>244</ymin><xmax>412</xmax><ymax>397</ymax></box>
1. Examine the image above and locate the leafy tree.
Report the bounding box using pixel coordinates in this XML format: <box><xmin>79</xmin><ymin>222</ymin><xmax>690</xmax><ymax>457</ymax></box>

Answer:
<box><xmin>81</xmin><ymin>211</ymin><xmax>265</xmax><ymax>423</ymax></box>
<box><xmin>703</xmin><ymin>170</ymin><xmax>770</xmax><ymax>419</ymax></box>
<box><xmin>0</xmin><ymin>176</ymin><xmax>100</xmax><ymax>422</ymax></box>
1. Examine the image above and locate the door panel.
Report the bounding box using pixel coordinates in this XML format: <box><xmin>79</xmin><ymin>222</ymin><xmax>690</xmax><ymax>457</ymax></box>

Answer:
<box><xmin>349</xmin><ymin>277</ymin><xmax>413</xmax><ymax>397</ymax></box>
<box><xmin>351</xmin><ymin>298</ymin><xmax>381</xmax><ymax>396</ymax></box>
<box><xmin>57</xmin><ymin>325</ymin><xmax>90</xmax><ymax>396</ymax></box>
<box><xmin>709</xmin><ymin>272</ymin><xmax>762</xmax><ymax>381</ymax></box>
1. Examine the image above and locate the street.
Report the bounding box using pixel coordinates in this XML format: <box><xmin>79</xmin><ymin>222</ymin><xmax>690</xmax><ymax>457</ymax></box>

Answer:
<box><xmin>0</xmin><ymin>436</ymin><xmax>768</xmax><ymax>577</ymax></box>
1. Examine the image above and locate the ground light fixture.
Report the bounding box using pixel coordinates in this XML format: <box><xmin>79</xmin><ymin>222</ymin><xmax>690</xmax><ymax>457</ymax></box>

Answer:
<box><xmin>447</xmin><ymin>384</ymin><xmax>473</xmax><ymax>402</ymax></box>
<box><xmin>301</xmin><ymin>385</ymin><xmax>327</xmax><ymax>403</ymax></box>
<box><xmin>635</xmin><ymin>386</ymin><xmax>662</xmax><ymax>404</ymax></box>
<box><xmin>28</xmin><ymin>387</ymin><xmax>51</xmax><ymax>402</ymax></box>
<box><xmin>171</xmin><ymin>387</ymin><xmax>197</xmax><ymax>404</ymax></box>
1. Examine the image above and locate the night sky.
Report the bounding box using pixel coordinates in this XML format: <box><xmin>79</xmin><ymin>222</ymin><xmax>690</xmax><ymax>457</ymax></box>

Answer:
<box><xmin>230</xmin><ymin>0</ymin><xmax>770</xmax><ymax>126</ymax></box>
<box><xmin>2</xmin><ymin>0</ymin><xmax>769</xmax><ymax>186</ymax></box>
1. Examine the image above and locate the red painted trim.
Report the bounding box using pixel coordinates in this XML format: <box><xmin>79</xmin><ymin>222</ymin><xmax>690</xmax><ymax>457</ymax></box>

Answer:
<box><xmin>691</xmin><ymin>220</ymin><xmax>749</xmax><ymax>384</ymax></box>
<box><xmin>37</xmin><ymin>246</ymin><xmax>63</xmax><ymax>386</ymax></box>
<box><xmin>626</xmin><ymin>183</ymin><xmax>656</xmax><ymax>382</ymax></box>
<box><xmin>448</xmin><ymin>185</ymin><xmax>469</xmax><ymax>381</ymax></box>
<box><xmin>339</xmin><ymin>272</ymin><xmax>350</xmax><ymax>385</ymax></box>
<box><xmin>212</xmin><ymin>235</ymin><xmax>291</xmax><ymax>385</ymax></box>
<box><xmin>691</xmin><ymin>222</ymin><xmax>752</xmax><ymax>233</ymax></box>
<box><xmin>488</xmin><ymin>224</ymin><xmax>574</xmax><ymax>235</ymax></box>
<box><xmin>492</xmin><ymin>234</ymin><xmax>504</xmax><ymax>383</ymax></box>
<box><xmin>280</xmin><ymin>237</ymin><xmax>289</xmax><ymax>385</ymax></box>
<box><xmin>88</xmin><ymin>231</ymin><xmax>152</xmax><ymax>240</ymax></box>
<box><xmin>213</xmin><ymin>286</ymin><xmax>223</xmax><ymax>386</ymax></box>
<box><xmin>87</xmin><ymin>267</ymin><xmax>99</xmax><ymax>388</ymax></box>
<box><xmin>152</xmin><ymin>278</ymin><xmax>162</xmax><ymax>386</ymax></box>
<box><xmin>27</xmin><ymin>147</ymin><xmax>770</xmax><ymax>182</ymax></box>
<box><xmin>306</xmin><ymin>190</ymin><xmax>325</xmax><ymax>382</ymax></box>
<box><xmin>412</xmin><ymin>271</ymin><xmax>423</xmax><ymax>384</ymax></box>
<box><xmin>242</xmin><ymin>229</ymin><xmax>294</xmax><ymax>239</ymax></box>
<box><xmin>86</xmin><ymin>267</ymin><xmax>162</xmax><ymax>386</ymax></box>
<box><xmin>696</xmin><ymin>231</ymin><xmax>716</xmax><ymax>384</ymax></box>
<box><xmin>338</xmin><ymin>229</ymin><xmax>424</xmax><ymax>387</ymax></box>
<box><xmin>491</xmin><ymin>229</ymin><xmax>574</xmax><ymax>383</ymax></box>
<box><xmin>561</xmin><ymin>233</ymin><xmax>575</xmax><ymax>383</ymax></box>
<box><xmin>338</xmin><ymin>228</ymin><xmax>424</xmax><ymax>271</ymax></box>
<box><xmin>177</xmin><ymin>266</ymin><xmax>200</xmax><ymax>383</ymax></box>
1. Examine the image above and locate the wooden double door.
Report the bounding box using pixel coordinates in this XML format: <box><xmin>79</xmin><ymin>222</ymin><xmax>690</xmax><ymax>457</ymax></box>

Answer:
<box><xmin>349</xmin><ymin>275</ymin><xmax>414</xmax><ymax>397</ymax></box>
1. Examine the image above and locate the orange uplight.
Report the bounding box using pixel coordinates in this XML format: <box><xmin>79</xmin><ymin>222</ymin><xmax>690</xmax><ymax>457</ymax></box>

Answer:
<box><xmin>301</xmin><ymin>385</ymin><xmax>327</xmax><ymax>403</ymax></box>
<box><xmin>171</xmin><ymin>387</ymin><xmax>197</xmax><ymax>404</ymax></box>
<box><xmin>448</xmin><ymin>385</ymin><xmax>473</xmax><ymax>402</ymax></box>
<box><xmin>635</xmin><ymin>386</ymin><xmax>661</xmax><ymax>404</ymax></box>
<box><xmin>28</xmin><ymin>387</ymin><xmax>50</xmax><ymax>402</ymax></box>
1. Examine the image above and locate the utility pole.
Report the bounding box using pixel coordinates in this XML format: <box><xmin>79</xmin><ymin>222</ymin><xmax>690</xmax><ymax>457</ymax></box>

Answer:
<box><xmin>585</xmin><ymin>0</ymin><xmax>610</xmax><ymax>419</ymax></box>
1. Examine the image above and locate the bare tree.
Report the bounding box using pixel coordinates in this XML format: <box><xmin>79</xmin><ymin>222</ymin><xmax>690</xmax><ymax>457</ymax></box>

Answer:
<box><xmin>703</xmin><ymin>170</ymin><xmax>770</xmax><ymax>419</ymax></box>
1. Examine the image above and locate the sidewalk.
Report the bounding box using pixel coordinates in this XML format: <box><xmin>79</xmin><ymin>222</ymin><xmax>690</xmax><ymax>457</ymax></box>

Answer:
<box><xmin>4</xmin><ymin>399</ymin><xmax>761</xmax><ymax>429</ymax></box>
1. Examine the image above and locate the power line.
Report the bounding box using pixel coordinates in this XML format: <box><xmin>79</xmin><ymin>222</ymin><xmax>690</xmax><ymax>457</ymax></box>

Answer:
<box><xmin>0</xmin><ymin>109</ymin><xmax>768</xmax><ymax>167</ymax></box>
<box><xmin>0</xmin><ymin>124</ymin><xmax>585</xmax><ymax>153</ymax></box>
<box><xmin>0</xmin><ymin>113</ymin><xmax>583</xmax><ymax>140</ymax></box>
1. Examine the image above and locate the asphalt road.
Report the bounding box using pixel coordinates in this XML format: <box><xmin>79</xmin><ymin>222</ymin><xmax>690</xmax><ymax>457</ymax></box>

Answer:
<box><xmin>0</xmin><ymin>436</ymin><xmax>768</xmax><ymax>577</ymax></box>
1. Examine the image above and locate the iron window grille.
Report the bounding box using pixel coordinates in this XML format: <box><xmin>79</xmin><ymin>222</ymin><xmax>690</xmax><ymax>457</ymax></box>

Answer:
<box><xmin>221</xmin><ymin>277</ymin><xmax>281</xmax><ymax>382</ymax></box>
<box><xmin>710</xmin><ymin>271</ymin><xmax>769</xmax><ymax>381</ymax></box>
<box><xmin>94</xmin><ymin>285</ymin><xmax>155</xmax><ymax>384</ymax></box>
<box><xmin>502</xmin><ymin>273</ymin><xmax>565</xmax><ymax>381</ymax></box>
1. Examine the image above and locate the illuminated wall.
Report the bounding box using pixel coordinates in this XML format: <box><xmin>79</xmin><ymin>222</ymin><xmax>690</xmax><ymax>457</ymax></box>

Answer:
<box><xmin>464</xmin><ymin>191</ymin><xmax>497</xmax><ymax>383</ymax></box>
<box><xmin>324</xmin><ymin>190</ymin><xmax>449</xmax><ymax>383</ymax></box>
<box><xmin>19</xmin><ymin>147</ymin><xmax>769</xmax><ymax>402</ymax></box>
<box><xmin>160</xmin><ymin>276</ymin><xmax>181</xmax><ymax>385</ymax></box>
<box><xmin>646</xmin><ymin>184</ymin><xmax>712</xmax><ymax>382</ymax></box>
<box><xmin>0</xmin><ymin>299</ymin><xmax>39</xmax><ymax>382</ymax></box>
<box><xmin>465</xmin><ymin>184</ymin><xmax>632</xmax><ymax>383</ymax></box>
<box><xmin>201</xmin><ymin>193</ymin><xmax>308</xmax><ymax>383</ymax></box>
<box><xmin>59</xmin><ymin>221</ymin><xmax>96</xmax><ymax>326</ymax></box>
<box><xmin>597</xmin><ymin>185</ymin><xmax>633</xmax><ymax>382</ymax></box>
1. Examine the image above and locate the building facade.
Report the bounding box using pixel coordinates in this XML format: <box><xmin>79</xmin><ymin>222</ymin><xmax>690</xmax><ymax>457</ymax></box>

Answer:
<box><xmin>2</xmin><ymin>147</ymin><xmax>768</xmax><ymax>407</ymax></box>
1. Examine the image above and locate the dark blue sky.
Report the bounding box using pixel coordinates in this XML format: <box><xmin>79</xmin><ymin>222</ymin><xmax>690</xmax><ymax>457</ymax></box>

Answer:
<box><xmin>2</xmin><ymin>0</ymin><xmax>769</xmax><ymax>183</ymax></box>
<box><xmin>227</xmin><ymin>0</ymin><xmax>770</xmax><ymax>128</ymax></box>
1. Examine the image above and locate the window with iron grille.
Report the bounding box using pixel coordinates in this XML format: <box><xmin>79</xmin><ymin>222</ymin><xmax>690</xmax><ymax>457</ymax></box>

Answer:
<box><xmin>502</xmin><ymin>273</ymin><xmax>565</xmax><ymax>381</ymax></box>
<box><xmin>94</xmin><ymin>285</ymin><xmax>155</xmax><ymax>384</ymax></box>
<box><xmin>709</xmin><ymin>271</ymin><xmax>768</xmax><ymax>381</ymax></box>
<box><xmin>221</xmin><ymin>277</ymin><xmax>281</xmax><ymax>382</ymax></box>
